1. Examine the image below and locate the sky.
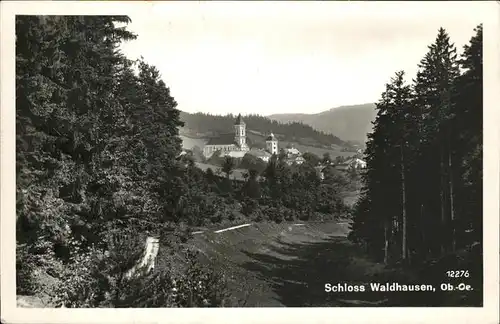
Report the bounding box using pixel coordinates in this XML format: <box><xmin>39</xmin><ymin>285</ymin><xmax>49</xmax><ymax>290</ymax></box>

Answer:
<box><xmin>119</xmin><ymin>1</ymin><xmax>484</xmax><ymax>116</ymax></box>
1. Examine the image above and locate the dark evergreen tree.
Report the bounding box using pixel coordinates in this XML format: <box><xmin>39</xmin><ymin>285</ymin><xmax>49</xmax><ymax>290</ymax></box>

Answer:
<box><xmin>322</xmin><ymin>152</ymin><xmax>331</xmax><ymax>165</ymax></box>
<box><xmin>450</xmin><ymin>25</ymin><xmax>482</xmax><ymax>248</ymax></box>
<box><xmin>412</xmin><ymin>27</ymin><xmax>460</xmax><ymax>256</ymax></box>
<box><xmin>302</xmin><ymin>152</ymin><xmax>320</xmax><ymax>166</ymax></box>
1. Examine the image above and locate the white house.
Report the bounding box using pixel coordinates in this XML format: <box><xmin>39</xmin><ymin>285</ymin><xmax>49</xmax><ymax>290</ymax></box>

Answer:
<box><xmin>335</xmin><ymin>158</ymin><xmax>367</xmax><ymax>171</ymax></box>
<box><xmin>285</xmin><ymin>155</ymin><xmax>305</xmax><ymax>165</ymax></box>
<box><xmin>349</xmin><ymin>158</ymin><xmax>367</xmax><ymax>169</ymax></box>
<box><xmin>285</xmin><ymin>147</ymin><xmax>300</xmax><ymax>156</ymax></box>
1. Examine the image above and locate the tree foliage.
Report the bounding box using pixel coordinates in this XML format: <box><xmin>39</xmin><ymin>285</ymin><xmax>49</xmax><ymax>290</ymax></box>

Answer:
<box><xmin>349</xmin><ymin>26</ymin><xmax>483</xmax><ymax>274</ymax></box>
<box><xmin>15</xmin><ymin>15</ymin><xmax>230</xmax><ymax>306</ymax></box>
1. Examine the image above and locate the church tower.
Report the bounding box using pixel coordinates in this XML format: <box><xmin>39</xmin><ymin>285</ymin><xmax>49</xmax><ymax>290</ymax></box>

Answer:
<box><xmin>234</xmin><ymin>114</ymin><xmax>249</xmax><ymax>151</ymax></box>
<box><xmin>266</xmin><ymin>132</ymin><xmax>278</xmax><ymax>155</ymax></box>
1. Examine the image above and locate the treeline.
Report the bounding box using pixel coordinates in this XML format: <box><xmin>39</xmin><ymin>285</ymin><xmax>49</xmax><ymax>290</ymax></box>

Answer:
<box><xmin>197</xmin><ymin>153</ymin><xmax>352</xmax><ymax>223</ymax></box>
<box><xmin>15</xmin><ymin>16</ymin><xmax>349</xmax><ymax>307</ymax></box>
<box><xmin>180</xmin><ymin>112</ymin><xmax>347</xmax><ymax>147</ymax></box>
<box><xmin>177</xmin><ymin>149</ymin><xmax>352</xmax><ymax>225</ymax></box>
<box><xmin>349</xmin><ymin>26</ymin><xmax>482</xmax><ymax>285</ymax></box>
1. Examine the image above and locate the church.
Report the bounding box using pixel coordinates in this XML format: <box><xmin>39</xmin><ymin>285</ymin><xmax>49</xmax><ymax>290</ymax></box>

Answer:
<box><xmin>202</xmin><ymin>114</ymin><xmax>279</xmax><ymax>161</ymax></box>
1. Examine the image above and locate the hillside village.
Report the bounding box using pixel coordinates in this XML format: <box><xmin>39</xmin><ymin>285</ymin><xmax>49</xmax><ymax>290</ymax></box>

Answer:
<box><xmin>181</xmin><ymin>113</ymin><xmax>366</xmax><ymax>181</ymax></box>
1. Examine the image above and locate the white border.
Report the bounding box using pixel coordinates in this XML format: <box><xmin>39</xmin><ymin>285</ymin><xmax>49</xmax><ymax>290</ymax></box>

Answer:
<box><xmin>1</xmin><ymin>1</ymin><xmax>499</xmax><ymax>324</ymax></box>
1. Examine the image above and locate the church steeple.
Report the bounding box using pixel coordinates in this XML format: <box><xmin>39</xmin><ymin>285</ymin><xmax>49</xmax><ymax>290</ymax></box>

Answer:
<box><xmin>266</xmin><ymin>131</ymin><xmax>278</xmax><ymax>155</ymax></box>
<box><xmin>234</xmin><ymin>113</ymin><xmax>248</xmax><ymax>151</ymax></box>
<box><xmin>234</xmin><ymin>113</ymin><xmax>245</xmax><ymax>125</ymax></box>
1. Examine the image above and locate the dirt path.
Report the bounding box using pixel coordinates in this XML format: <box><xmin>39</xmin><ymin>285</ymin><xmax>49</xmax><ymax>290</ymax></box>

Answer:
<box><xmin>189</xmin><ymin>221</ymin><xmax>401</xmax><ymax>307</ymax></box>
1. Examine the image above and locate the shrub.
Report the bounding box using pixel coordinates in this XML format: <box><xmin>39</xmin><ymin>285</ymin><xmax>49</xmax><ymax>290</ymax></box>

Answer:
<box><xmin>251</xmin><ymin>209</ymin><xmax>264</xmax><ymax>223</ymax></box>
<box><xmin>241</xmin><ymin>198</ymin><xmax>258</xmax><ymax>216</ymax></box>
<box><xmin>173</xmin><ymin>250</ymin><xmax>231</xmax><ymax>307</ymax></box>
<box><xmin>16</xmin><ymin>243</ymin><xmax>37</xmax><ymax>295</ymax></box>
<box><xmin>283</xmin><ymin>208</ymin><xmax>296</xmax><ymax>222</ymax></box>
<box><xmin>46</xmin><ymin>229</ymin><xmax>231</xmax><ymax>308</ymax></box>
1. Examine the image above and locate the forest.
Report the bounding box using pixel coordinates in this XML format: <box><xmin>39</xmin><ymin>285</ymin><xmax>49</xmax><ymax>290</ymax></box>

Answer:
<box><xmin>349</xmin><ymin>25</ymin><xmax>483</xmax><ymax>302</ymax></box>
<box><xmin>15</xmin><ymin>16</ymin><xmax>351</xmax><ymax>307</ymax></box>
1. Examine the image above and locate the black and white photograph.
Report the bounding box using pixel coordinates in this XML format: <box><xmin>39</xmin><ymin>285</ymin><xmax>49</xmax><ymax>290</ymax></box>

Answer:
<box><xmin>1</xmin><ymin>1</ymin><xmax>499</xmax><ymax>323</ymax></box>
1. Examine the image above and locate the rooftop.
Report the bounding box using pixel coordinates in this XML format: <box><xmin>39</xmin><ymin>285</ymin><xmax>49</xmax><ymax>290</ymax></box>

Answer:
<box><xmin>266</xmin><ymin>132</ymin><xmax>277</xmax><ymax>141</ymax></box>
<box><xmin>248</xmin><ymin>149</ymin><xmax>272</xmax><ymax>158</ymax></box>
<box><xmin>205</xmin><ymin>133</ymin><xmax>238</xmax><ymax>146</ymax></box>
<box><xmin>286</xmin><ymin>147</ymin><xmax>300</xmax><ymax>154</ymax></box>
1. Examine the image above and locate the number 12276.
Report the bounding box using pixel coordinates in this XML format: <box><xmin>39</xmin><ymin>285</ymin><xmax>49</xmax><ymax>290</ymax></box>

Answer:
<box><xmin>446</xmin><ymin>270</ymin><xmax>470</xmax><ymax>278</ymax></box>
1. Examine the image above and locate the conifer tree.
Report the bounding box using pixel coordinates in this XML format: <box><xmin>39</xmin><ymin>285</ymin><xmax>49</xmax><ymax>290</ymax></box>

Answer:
<box><xmin>450</xmin><ymin>25</ymin><xmax>483</xmax><ymax>248</ymax></box>
<box><xmin>412</xmin><ymin>27</ymin><xmax>460</xmax><ymax>255</ymax></box>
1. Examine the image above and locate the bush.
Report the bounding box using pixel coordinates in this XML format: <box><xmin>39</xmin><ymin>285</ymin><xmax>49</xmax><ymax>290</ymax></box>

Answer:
<box><xmin>210</xmin><ymin>211</ymin><xmax>224</xmax><ymax>224</ymax></box>
<box><xmin>173</xmin><ymin>250</ymin><xmax>231</xmax><ymax>307</ymax></box>
<box><xmin>283</xmin><ymin>208</ymin><xmax>296</xmax><ymax>222</ymax></box>
<box><xmin>173</xmin><ymin>223</ymin><xmax>192</xmax><ymax>244</ymax></box>
<box><xmin>251</xmin><ymin>209</ymin><xmax>264</xmax><ymax>223</ymax></box>
<box><xmin>241</xmin><ymin>198</ymin><xmax>258</xmax><ymax>216</ymax></box>
<box><xmin>16</xmin><ymin>243</ymin><xmax>37</xmax><ymax>295</ymax></box>
<box><xmin>107</xmin><ymin>250</ymin><xmax>230</xmax><ymax>307</ymax></box>
<box><xmin>46</xmin><ymin>230</ymin><xmax>231</xmax><ymax>308</ymax></box>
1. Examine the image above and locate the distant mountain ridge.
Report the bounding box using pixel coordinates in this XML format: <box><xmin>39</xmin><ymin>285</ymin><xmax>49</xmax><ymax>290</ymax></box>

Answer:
<box><xmin>268</xmin><ymin>103</ymin><xmax>377</xmax><ymax>143</ymax></box>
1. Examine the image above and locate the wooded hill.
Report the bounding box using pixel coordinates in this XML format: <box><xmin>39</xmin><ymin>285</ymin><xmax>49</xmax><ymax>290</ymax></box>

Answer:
<box><xmin>179</xmin><ymin>111</ymin><xmax>351</xmax><ymax>149</ymax></box>
<box><xmin>269</xmin><ymin>103</ymin><xmax>377</xmax><ymax>144</ymax></box>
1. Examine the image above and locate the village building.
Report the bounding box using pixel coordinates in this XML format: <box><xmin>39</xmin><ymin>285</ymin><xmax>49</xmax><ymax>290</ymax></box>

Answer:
<box><xmin>285</xmin><ymin>147</ymin><xmax>300</xmax><ymax>156</ymax></box>
<box><xmin>283</xmin><ymin>146</ymin><xmax>305</xmax><ymax>165</ymax></box>
<box><xmin>247</xmin><ymin>148</ymin><xmax>272</xmax><ymax>162</ymax></box>
<box><xmin>203</xmin><ymin>114</ymin><xmax>250</xmax><ymax>159</ymax></box>
<box><xmin>202</xmin><ymin>114</ymin><xmax>279</xmax><ymax>162</ymax></box>
<box><xmin>265</xmin><ymin>132</ymin><xmax>279</xmax><ymax>155</ymax></box>
<box><xmin>335</xmin><ymin>157</ymin><xmax>367</xmax><ymax>171</ymax></box>
<box><xmin>286</xmin><ymin>155</ymin><xmax>305</xmax><ymax>165</ymax></box>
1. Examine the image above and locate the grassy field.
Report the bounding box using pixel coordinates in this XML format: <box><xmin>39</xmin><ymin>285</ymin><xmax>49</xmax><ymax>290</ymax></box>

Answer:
<box><xmin>186</xmin><ymin>221</ymin><xmax>419</xmax><ymax>307</ymax></box>
<box><xmin>246</xmin><ymin>131</ymin><xmax>353</xmax><ymax>158</ymax></box>
<box><xmin>180</xmin><ymin>135</ymin><xmax>207</xmax><ymax>150</ymax></box>
<box><xmin>285</xmin><ymin>142</ymin><xmax>353</xmax><ymax>158</ymax></box>
<box><xmin>187</xmin><ymin>221</ymin><xmax>353</xmax><ymax>306</ymax></box>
